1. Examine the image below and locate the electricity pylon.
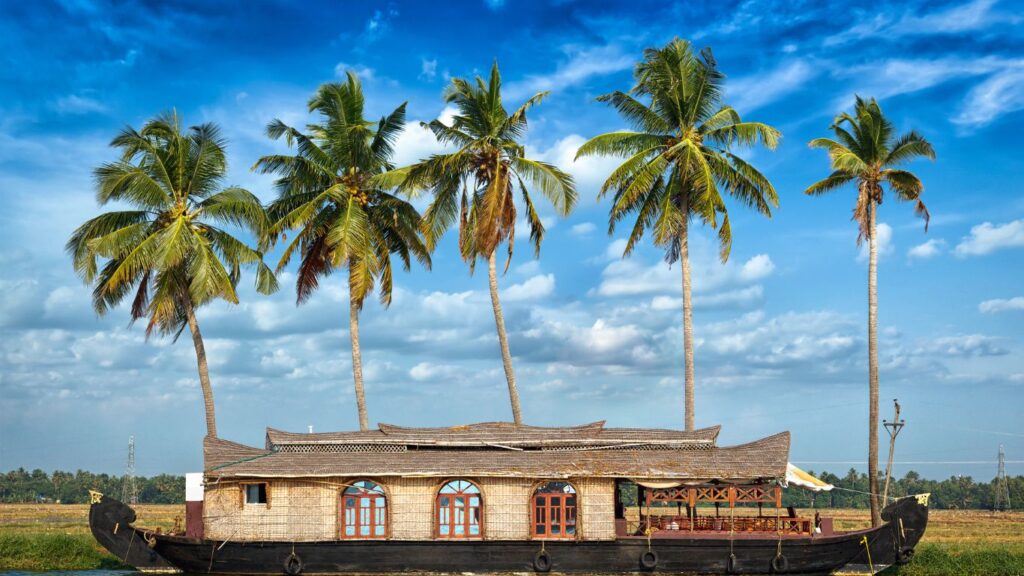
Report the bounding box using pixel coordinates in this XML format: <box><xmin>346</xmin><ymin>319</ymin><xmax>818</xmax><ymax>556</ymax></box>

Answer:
<box><xmin>994</xmin><ymin>445</ymin><xmax>1011</xmax><ymax>511</ymax></box>
<box><xmin>121</xmin><ymin>435</ymin><xmax>138</xmax><ymax>504</ymax></box>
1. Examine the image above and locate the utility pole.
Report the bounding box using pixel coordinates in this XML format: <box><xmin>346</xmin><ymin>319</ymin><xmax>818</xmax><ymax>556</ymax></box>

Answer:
<box><xmin>994</xmin><ymin>445</ymin><xmax>1011</xmax><ymax>511</ymax></box>
<box><xmin>882</xmin><ymin>399</ymin><xmax>905</xmax><ymax>504</ymax></box>
<box><xmin>121</xmin><ymin>435</ymin><xmax>138</xmax><ymax>505</ymax></box>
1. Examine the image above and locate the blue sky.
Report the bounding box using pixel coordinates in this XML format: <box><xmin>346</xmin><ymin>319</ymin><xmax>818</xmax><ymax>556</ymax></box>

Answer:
<box><xmin>1</xmin><ymin>0</ymin><xmax>1022</xmax><ymax>480</ymax></box>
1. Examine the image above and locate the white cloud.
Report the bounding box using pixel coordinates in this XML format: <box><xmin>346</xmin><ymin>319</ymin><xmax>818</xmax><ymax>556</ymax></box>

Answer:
<box><xmin>650</xmin><ymin>295</ymin><xmax>679</xmax><ymax>311</ymax></box>
<box><xmin>597</xmin><ymin>250</ymin><xmax>774</xmax><ymax>297</ymax></box>
<box><xmin>514</xmin><ymin>260</ymin><xmax>542</xmax><ymax>276</ymax></box>
<box><xmin>530</xmin><ymin>133</ymin><xmax>618</xmax><ymax>199</ymax></box>
<box><xmin>979</xmin><ymin>297</ymin><xmax>1024</xmax><ymax>314</ymax></box>
<box><xmin>651</xmin><ymin>285</ymin><xmax>765</xmax><ymax>311</ymax></box>
<box><xmin>603</xmin><ymin>238</ymin><xmax>628</xmax><ymax>261</ymax></box>
<box><xmin>334</xmin><ymin>62</ymin><xmax>375</xmax><ymax>81</ymax></box>
<box><xmin>504</xmin><ymin>274</ymin><xmax>555</xmax><ymax>301</ymax></box>
<box><xmin>597</xmin><ymin>259</ymin><xmax>673</xmax><ymax>296</ymax></box>
<box><xmin>726</xmin><ymin>60</ymin><xmax>815</xmax><ymax>112</ymax></box>
<box><xmin>907</xmin><ymin>238</ymin><xmax>946</xmax><ymax>260</ymax></box>
<box><xmin>858</xmin><ymin>223</ymin><xmax>893</xmax><ymax>262</ymax></box>
<box><xmin>954</xmin><ymin>219</ymin><xmax>1024</xmax><ymax>256</ymax></box>
<box><xmin>738</xmin><ymin>254</ymin><xmax>775</xmax><ymax>282</ymax></box>
<box><xmin>53</xmin><ymin>94</ymin><xmax>106</xmax><ymax>115</ymax></box>
<box><xmin>408</xmin><ymin>362</ymin><xmax>459</xmax><ymax>381</ymax></box>
<box><xmin>916</xmin><ymin>334</ymin><xmax>1008</xmax><ymax>357</ymax></box>
<box><xmin>391</xmin><ymin>106</ymin><xmax>457</xmax><ymax>166</ymax></box>
<box><xmin>953</xmin><ymin>66</ymin><xmax>1024</xmax><ymax>127</ymax></box>
<box><xmin>833</xmin><ymin>56</ymin><xmax>1010</xmax><ymax>109</ymax></box>
<box><xmin>825</xmin><ymin>0</ymin><xmax>1014</xmax><ymax>46</ymax></box>
<box><xmin>505</xmin><ymin>45</ymin><xmax>633</xmax><ymax>100</ymax></box>
<box><xmin>697</xmin><ymin>285</ymin><xmax>765</xmax><ymax>309</ymax></box>
<box><xmin>701</xmin><ymin>310</ymin><xmax>860</xmax><ymax>367</ymax></box>
<box><xmin>419</xmin><ymin>58</ymin><xmax>438</xmax><ymax>81</ymax></box>
<box><xmin>570</xmin><ymin>222</ymin><xmax>597</xmax><ymax>236</ymax></box>
<box><xmin>575</xmin><ymin>319</ymin><xmax>644</xmax><ymax>354</ymax></box>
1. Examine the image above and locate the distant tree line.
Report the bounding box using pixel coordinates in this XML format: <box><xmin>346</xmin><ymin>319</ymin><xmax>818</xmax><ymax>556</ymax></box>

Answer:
<box><xmin>621</xmin><ymin>469</ymin><xmax>1023</xmax><ymax>511</ymax></box>
<box><xmin>3</xmin><ymin>468</ymin><xmax>1021</xmax><ymax>509</ymax></box>
<box><xmin>0</xmin><ymin>469</ymin><xmax>184</xmax><ymax>504</ymax></box>
<box><xmin>781</xmin><ymin>469</ymin><xmax>1024</xmax><ymax>510</ymax></box>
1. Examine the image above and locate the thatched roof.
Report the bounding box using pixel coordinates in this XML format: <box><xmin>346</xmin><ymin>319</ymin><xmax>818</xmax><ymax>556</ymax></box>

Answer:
<box><xmin>205</xmin><ymin>422</ymin><xmax>788</xmax><ymax>483</ymax></box>
<box><xmin>265</xmin><ymin>421</ymin><xmax>721</xmax><ymax>449</ymax></box>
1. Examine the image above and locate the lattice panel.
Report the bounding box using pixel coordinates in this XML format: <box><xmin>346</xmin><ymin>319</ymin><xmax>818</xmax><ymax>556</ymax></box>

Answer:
<box><xmin>275</xmin><ymin>444</ymin><xmax>408</xmax><ymax>453</ymax></box>
<box><xmin>540</xmin><ymin>443</ymin><xmax>711</xmax><ymax>452</ymax></box>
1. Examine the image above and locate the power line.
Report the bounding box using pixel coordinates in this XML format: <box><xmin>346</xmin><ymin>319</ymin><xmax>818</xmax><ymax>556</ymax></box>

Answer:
<box><xmin>793</xmin><ymin>460</ymin><xmax>1024</xmax><ymax>465</ymax></box>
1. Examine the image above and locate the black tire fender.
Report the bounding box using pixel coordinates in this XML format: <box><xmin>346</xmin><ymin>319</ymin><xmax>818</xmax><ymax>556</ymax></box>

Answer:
<box><xmin>897</xmin><ymin>546</ymin><xmax>915</xmax><ymax>565</ymax></box>
<box><xmin>771</xmin><ymin>553</ymin><xmax>789</xmax><ymax>573</ymax></box>
<box><xmin>727</xmin><ymin>552</ymin><xmax>739</xmax><ymax>573</ymax></box>
<box><xmin>639</xmin><ymin>549</ymin><xmax>658</xmax><ymax>570</ymax></box>
<box><xmin>533</xmin><ymin>550</ymin><xmax>552</xmax><ymax>572</ymax></box>
<box><xmin>284</xmin><ymin>553</ymin><xmax>303</xmax><ymax>576</ymax></box>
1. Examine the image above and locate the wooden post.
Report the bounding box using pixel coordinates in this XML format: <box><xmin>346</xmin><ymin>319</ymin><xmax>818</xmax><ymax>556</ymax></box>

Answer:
<box><xmin>689</xmin><ymin>488</ymin><xmax>696</xmax><ymax>531</ymax></box>
<box><xmin>614</xmin><ymin>480</ymin><xmax>624</xmax><ymax>519</ymax></box>
<box><xmin>882</xmin><ymin>399</ymin><xmax>905</xmax><ymax>504</ymax></box>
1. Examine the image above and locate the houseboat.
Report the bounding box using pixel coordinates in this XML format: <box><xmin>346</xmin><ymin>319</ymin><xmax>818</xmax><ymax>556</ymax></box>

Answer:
<box><xmin>89</xmin><ymin>421</ymin><xmax>928</xmax><ymax>574</ymax></box>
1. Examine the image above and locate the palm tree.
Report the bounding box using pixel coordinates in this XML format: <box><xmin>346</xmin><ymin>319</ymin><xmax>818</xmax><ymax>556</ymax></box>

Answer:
<box><xmin>67</xmin><ymin>112</ymin><xmax>278</xmax><ymax>438</ymax></box>
<box><xmin>254</xmin><ymin>73</ymin><xmax>430</xmax><ymax>432</ymax></box>
<box><xmin>805</xmin><ymin>96</ymin><xmax>934</xmax><ymax>526</ymax></box>
<box><xmin>395</xmin><ymin>62</ymin><xmax>577</xmax><ymax>425</ymax></box>
<box><xmin>576</xmin><ymin>39</ymin><xmax>780</xmax><ymax>431</ymax></box>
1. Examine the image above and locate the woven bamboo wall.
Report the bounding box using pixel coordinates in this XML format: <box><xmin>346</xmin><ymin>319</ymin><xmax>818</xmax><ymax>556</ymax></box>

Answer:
<box><xmin>204</xmin><ymin>479</ymin><xmax>339</xmax><ymax>541</ymax></box>
<box><xmin>482</xmin><ymin>478</ymin><xmax>533</xmax><ymax>539</ymax></box>
<box><xmin>576</xmin><ymin>477</ymin><xmax>616</xmax><ymax>540</ymax></box>
<box><xmin>203</xmin><ymin>476</ymin><xmax>618</xmax><ymax>542</ymax></box>
<box><xmin>388</xmin><ymin>477</ymin><xmax>435</xmax><ymax>540</ymax></box>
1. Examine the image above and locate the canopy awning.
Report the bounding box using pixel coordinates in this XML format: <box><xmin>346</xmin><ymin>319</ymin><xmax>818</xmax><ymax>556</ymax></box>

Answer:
<box><xmin>785</xmin><ymin>463</ymin><xmax>833</xmax><ymax>492</ymax></box>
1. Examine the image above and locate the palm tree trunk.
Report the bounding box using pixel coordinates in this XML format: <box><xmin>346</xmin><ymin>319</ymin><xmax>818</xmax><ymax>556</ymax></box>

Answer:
<box><xmin>488</xmin><ymin>251</ymin><xmax>523</xmax><ymax>425</ymax></box>
<box><xmin>184</xmin><ymin>301</ymin><xmax>217</xmax><ymax>438</ymax></box>
<box><xmin>349</xmin><ymin>273</ymin><xmax>369</xmax><ymax>432</ymax></box>
<box><xmin>867</xmin><ymin>199</ymin><xmax>882</xmax><ymax>527</ymax></box>
<box><xmin>681</xmin><ymin>215</ymin><xmax>696</xmax><ymax>432</ymax></box>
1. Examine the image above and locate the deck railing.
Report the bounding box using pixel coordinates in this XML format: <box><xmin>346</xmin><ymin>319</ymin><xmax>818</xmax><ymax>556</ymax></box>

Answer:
<box><xmin>629</xmin><ymin>515</ymin><xmax>813</xmax><ymax>536</ymax></box>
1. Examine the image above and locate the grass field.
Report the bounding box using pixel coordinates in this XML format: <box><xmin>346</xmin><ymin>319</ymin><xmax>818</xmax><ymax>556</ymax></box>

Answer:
<box><xmin>1</xmin><ymin>503</ymin><xmax>1022</xmax><ymax>573</ymax></box>
<box><xmin>0</xmin><ymin>503</ymin><xmax>182</xmax><ymax>571</ymax></box>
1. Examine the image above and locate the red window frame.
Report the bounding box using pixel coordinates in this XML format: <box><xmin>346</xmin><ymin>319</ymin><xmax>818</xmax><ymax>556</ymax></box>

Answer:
<box><xmin>532</xmin><ymin>482</ymin><xmax>577</xmax><ymax>539</ymax></box>
<box><xmin>435</xmin><ymin>479</ymin><xmax>482</xmax><ymax>538</ymax></box>
<box><xmin>340</xmin><ymin>480</ymin><xmax>387</xmax><ymax>539</ymax></box>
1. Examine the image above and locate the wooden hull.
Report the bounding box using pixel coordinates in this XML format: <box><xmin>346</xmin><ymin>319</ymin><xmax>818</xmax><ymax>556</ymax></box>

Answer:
<box><xmin>90</xmin><ymin>496</ymin><xmax>927</xmax><ymax>574</ymax></box>
<box><xmin>88</xmin><ymin>493</ymin><xmax>177</xmax><ymax>572</ymax></box>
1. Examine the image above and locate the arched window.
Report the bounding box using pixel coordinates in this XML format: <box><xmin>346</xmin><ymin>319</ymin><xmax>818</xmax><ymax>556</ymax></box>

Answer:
<box><xmin>341</xmin><ymin>480</ymin><xmax>387</xmax><ymax>539</ymax></box>
<box><xmin>436</xmin><ymin>479</ymin><xmax>482</xmax><ymax>538</ymax></box>
<box><xmin>532</xmin><ymin>481</ymin><xmax>577</xmax><ymax>539</ymax></box>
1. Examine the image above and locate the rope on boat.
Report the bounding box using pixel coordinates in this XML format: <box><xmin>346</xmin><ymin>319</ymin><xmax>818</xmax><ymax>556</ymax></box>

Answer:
<box><xmin>830</xmin><ymin>486</ymin><xmax>899</xmax><ymax>501</ymax></box>
<box><xmin>122</xmin><ymin>528</ymin><xmax>136</xmax><ymax>564</ymax></box>
<box><xmin>728</xmin><ymin>503</ymin><xmax>735</xmax><ymax>555</ymax></box>
<box><xmin>207</xmin><ymin>450</ymin><xmax>278</xmax><ymax>472</ymax></box>
<box><xmin>775</xmin><ymin>504</ymin><xmax>783</xmax><ymax>557</ymax></box>
<box><xmin>859</xmin><ymin>535</ymin><xmax>875</xmax><ymax>574</ymax></box>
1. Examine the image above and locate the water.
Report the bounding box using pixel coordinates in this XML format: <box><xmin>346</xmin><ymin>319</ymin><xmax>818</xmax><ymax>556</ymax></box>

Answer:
<box><xmin>1</xmin><ymin>572</ymin><xmax>135</xmax><ymax>576</ymax></box>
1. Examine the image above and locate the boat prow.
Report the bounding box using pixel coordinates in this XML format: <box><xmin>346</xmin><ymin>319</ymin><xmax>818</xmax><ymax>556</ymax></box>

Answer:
<box><xmin>88</xmin><ymin>490</ymin><xmax>178</xmax><ymax>573</ymax></box>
